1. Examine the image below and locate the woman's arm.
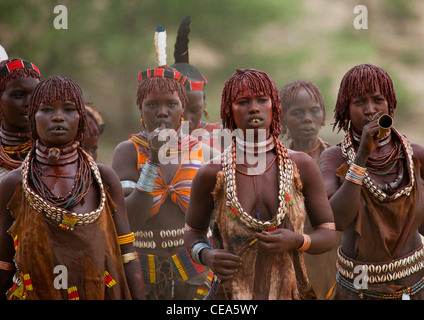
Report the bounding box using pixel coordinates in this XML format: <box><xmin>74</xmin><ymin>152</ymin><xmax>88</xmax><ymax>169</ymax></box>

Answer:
<box><xmin>99</xmin><ymin>164</ymin><xmax>145</xmax><ymax>300</ymax></box>
<box><xmin>184</xmin><ymin>164</ymin><xmax>242</xmax><ymax>280</ymax></box>
<box><xmin>0</xmin><ymin>170</ymin><xmax>22</xmax><ymax>298</ymax></box>
<box><xmin>112</xmin><ymin>141</ymin><xmax>153</xmax><ymax>230</ymax></box>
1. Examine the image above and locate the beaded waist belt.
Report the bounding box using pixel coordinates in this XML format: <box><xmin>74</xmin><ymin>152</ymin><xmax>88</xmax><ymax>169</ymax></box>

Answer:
<box><xmin>134</xmin><ymin>228</ymin><xmax>185</xmax><ymax>250</ymax></box>
<box><xmin>337</xmin><ymin>245</ymin><xmax>424</xmax><ymax>284</ymax></box>
<box><xmin>139</xmin><ymin>249</ymin><xmax>211</xmax><ymax>284</ymax></box>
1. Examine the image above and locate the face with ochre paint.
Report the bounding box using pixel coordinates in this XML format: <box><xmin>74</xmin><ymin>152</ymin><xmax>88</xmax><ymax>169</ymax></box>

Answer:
<box><xmin>0</xmin><ymin>77</ymin><xmax>39</xmax><ymax>132</ymax></box>
<box><xmin>231</xmin><ymin>86</ymin><xmax>272</xmax><ymax>139</ymax></box>
<box><xmin>348</xmin><ymin>89</ymin><xmax>389</xmax><ymax>134</ymax></box>
<box><xmin>35</xmin><ymin>100</ymin><xmax>80</xmax><ymax>147</ymax></box>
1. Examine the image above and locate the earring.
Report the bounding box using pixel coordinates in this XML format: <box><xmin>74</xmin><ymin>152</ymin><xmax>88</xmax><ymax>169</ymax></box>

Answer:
<box><xmin>140</xmin><ymin>118</ymin><xmax>144</xmax><ymax>127</ymax></box>
<box><xmin>203</xmin><ymin>109</ymin><xmax>209</xmax><ymax>119</ymax></box>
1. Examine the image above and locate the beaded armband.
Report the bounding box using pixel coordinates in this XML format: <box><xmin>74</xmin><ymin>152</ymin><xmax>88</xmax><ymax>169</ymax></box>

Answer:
<box><xmin>184</xmin><ymin>223</ymin><xmax>209</xmax><ymax>235</ymax></box>
<box><xmin>118</xmin><ymin>232</ymin><xmax>135</xmax><ymax>245</ymax></box>
<box><xmin>314</xmin><ymin>222</ymin><xmax>336</xmax><ymax>230</ymax></box>
<box><xmin>122</xmin><ymin>252</ymin><xmax>139</xmax><ymax>264</ymax></box>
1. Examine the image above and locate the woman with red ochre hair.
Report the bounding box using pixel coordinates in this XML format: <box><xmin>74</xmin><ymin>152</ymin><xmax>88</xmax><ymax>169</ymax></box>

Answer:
<box><xmin>184</xmin><ymin>68</ymin><xmax>336</xmax><ymax>300</ymax></box>
<box><xmin>0</xmin><ymin>76</ymin><xmax>145</xmax><ymax>300</ymax></box>
<box><xmin>320</xmin><ymin>64</ymin><xmax>424</xmax><ymax>300</ymax></box>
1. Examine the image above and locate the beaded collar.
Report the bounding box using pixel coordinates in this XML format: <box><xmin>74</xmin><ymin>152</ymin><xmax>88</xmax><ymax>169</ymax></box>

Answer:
<box><xmin>0</xmin><ymin>127</ymin><xmax>32</xmax><ymax>170</ymax></box>
<box><xmin>340</xmin><ymin>128</ymin><xmax>414</xmax><ymax>201</ymax></box>
<box><xmin>0</xmin><ymin>126</ymin><xmax>30</xmax><ymax>146</ymax></box>
<box><xmin>21</xmin><ymin>148</ymin><xmax>106</xmax><ymax>230</ymax></box>
<box><xmin>222</xmin><ymin>135</ymin><xmax>294</xmax><ymax>232</ymax></box>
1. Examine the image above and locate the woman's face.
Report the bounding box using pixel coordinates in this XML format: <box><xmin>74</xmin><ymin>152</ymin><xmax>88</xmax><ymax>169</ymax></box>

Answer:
<box><xmin>141</xmin><ymin>90</ymin><xmax>183</xmax><ymax>132</ymax></box>
<box><xmin>231</xmin><ymin>86</ymin><xmax>272</xmax><ymax>138</ymax></box>
<box><xmin>348</xmin><ymin>90</ymin><xmax>389</xmax><ymax>133</ymax></box>
<box><xmin>282</xmin><ymin>88</ymin><xmax>324</xmax><ymax>142</ymax></box>
<box><xmin>0</xmin><ymin>77</ymin><xmax>39</xmax><ymax>132</ymax></box>
<box><xmin>183</xmin><ymin>90</ymin><xmax>205</xmax><ymax>133</ymax></box>
<box><xmin>35</xmin><ymin>100</ymin><xmax>80</xmax><ymax>147</ymax></box>
<box><xmin>82</xmin><ymin>135</ymin><xmax>99</xmax><ymax>161</ymax></box>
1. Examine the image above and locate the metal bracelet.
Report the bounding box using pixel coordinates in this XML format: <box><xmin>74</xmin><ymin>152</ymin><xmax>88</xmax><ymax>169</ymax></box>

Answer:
<box><xmin>136</xmin><ymin>161</ymin><xmax>159</xmax><ymax>193</ymax></box>
<box><xmin>190</xmin><ymin>242</ymin><xmax>212</xmax><ymax>265</ymax></box>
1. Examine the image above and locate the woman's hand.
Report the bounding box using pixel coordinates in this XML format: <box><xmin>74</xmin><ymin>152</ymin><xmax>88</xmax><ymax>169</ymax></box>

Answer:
<box><xmin>147</xmin><ymin>123</ymin><xmax>167</xmax><ymax>162</ymax></box>
<box><xmin>255</xmin><ymin>229</ymin><xmax>303</xmax><ymax>254</ymax></box>
<box><xmin>355</xmin><ymin>112</ymin><xmax>381</xmax><ymax>165</ymax></box>
<box><xmin>201</xmin><ymin>248</ymin><xmax>242</xmax><ymax>281</ymax></box>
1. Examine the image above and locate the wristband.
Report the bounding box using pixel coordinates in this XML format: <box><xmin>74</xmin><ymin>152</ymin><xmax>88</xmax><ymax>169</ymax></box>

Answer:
<box><xmin>136</xmin><ymin>161</ymin><xmax>160</xmax><ymax>193</ymax></box>
<box><xmin>190</xmin><ymin>242</ymin><xmax>212</xmax><ymax>265</ymax></box>
<box><xmin>297</xmin><ymin>234</ymin><xmax>311</xmax><ymax>252</ymax></box>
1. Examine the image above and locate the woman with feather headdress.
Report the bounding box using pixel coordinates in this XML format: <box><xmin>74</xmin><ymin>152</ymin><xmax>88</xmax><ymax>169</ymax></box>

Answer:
<box><xmin>112</xmin><ymin>26</ymin><xmax>213</xmax><ymax>300</ymax></box>
<box><xmin>171</xmin><ymin>16</ymin><xmax>222</xmax><ymax>159</ymax></box>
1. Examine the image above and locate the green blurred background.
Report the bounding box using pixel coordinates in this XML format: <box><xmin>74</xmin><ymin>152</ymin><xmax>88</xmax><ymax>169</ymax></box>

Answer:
<box><xmin>1</xmin><ymin>0</ymin><xmax>424</xmax><ymax>165</ymax></box>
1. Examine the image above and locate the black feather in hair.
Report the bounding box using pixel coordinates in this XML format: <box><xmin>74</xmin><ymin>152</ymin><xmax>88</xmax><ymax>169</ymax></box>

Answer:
<box><xmin>174</xmin><ymin>15</ymin><xmax>191</xmax><ymax>63</ymax></box>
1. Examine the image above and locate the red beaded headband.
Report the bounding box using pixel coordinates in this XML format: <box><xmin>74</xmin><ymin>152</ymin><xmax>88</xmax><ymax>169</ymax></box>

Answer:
<box><xmin>186</xmin><ymin>75</ymin><xmax>207</xmax><ymax>91</ymax></box>
<box><xmin>0</xmin><ymin>59</ymin><xmax>40</xmax><ymax>79</ymax></box>
<box><xmin>138</xmin><ymin>68</ymin><xmax>188</xmax><ymax>87</ymax></box>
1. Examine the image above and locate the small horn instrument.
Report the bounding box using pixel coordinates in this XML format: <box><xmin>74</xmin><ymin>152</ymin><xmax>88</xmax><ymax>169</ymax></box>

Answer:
<box><xmin>376</xmin><ymin>114</ymin><xmax>393</xmax><ymax>139</ymax></box>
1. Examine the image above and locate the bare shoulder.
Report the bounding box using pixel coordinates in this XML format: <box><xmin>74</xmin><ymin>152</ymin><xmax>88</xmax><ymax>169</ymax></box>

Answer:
<box><xmin>319</xmin><ymin>145</ymin><xmax>344</xmax><ymax>169</ymax></box>
<box><xmin>194</xmin><ymin>161</ymin><xmax>222</xmax><ymax>186</ymax></box>
<box><xmin>287</xmin><ymin>149</ymin><xmax>317</xmax><ymax>173</ymax></box>
<box><xmin>113</xmin><ymin>140</ymin><xmax>137</xmax><ymax>160</ymax></box>
<box><xmin>0</xmin><ymin>168</ymin><xmax>23</xmax><ymax>205</ymax></box>
<box><xmin>112</xmin><ymin>140</ymin><xmax>138</xmax><ymax>179</ymax></box>
<box><xmin>411</xmin><ymin>142</ymin><xmax>424</xmax><ymax>162</ymax></box>
<box><xmin>97</xmin><ymin>163</ymin><xmax>120</xmax><ymax>185</ymax></box>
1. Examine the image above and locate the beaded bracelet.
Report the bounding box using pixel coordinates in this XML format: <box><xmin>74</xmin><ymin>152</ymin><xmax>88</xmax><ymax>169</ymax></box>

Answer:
<box><xmin>297</xmin><ymin>234</ymin><xmax>311</xmax><ymax>252</ymax></box>
<box><xmin>190</xmin><ymin>242</ymin><xmax>213</xmax><ymax>265</ymax></box>
<box><xmin>122</xmin><ymin>252</ymin><xmax>139</xmax><ymax>264</ymax></box>
<box><xmin>136</xmin><ymin>160</ymin><xmax>160</xmax><ymax>193</ymax></box>
<box><xmin>118</xmin><ymin>232</ymin><xmax>135</xmax><ymax>245</ymax></box>
<box><xmin>345</xmin><ymin>163</ymin><xmax>367</xmax><ymax>185</ymax></box>
<box><xmin>350</xmin><ymin>163</ymin><xmax>367</xmax><ymax>175</ymax></box>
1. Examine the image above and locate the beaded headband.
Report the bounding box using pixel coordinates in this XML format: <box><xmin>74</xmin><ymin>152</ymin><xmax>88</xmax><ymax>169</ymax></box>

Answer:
<box><xmin>0</xmin><ymin>59</ymin><xmax>40</xmax><ymax>79</ymax></box>
<box><xmin>186</xmin><ymin>75</ymin><xmax>207</xmax><ymax>91</ymax></box>
<box><xmin>138</xmin><ymin>67</ymin><xmax>188</xmax><ymax>87</ymax></box>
